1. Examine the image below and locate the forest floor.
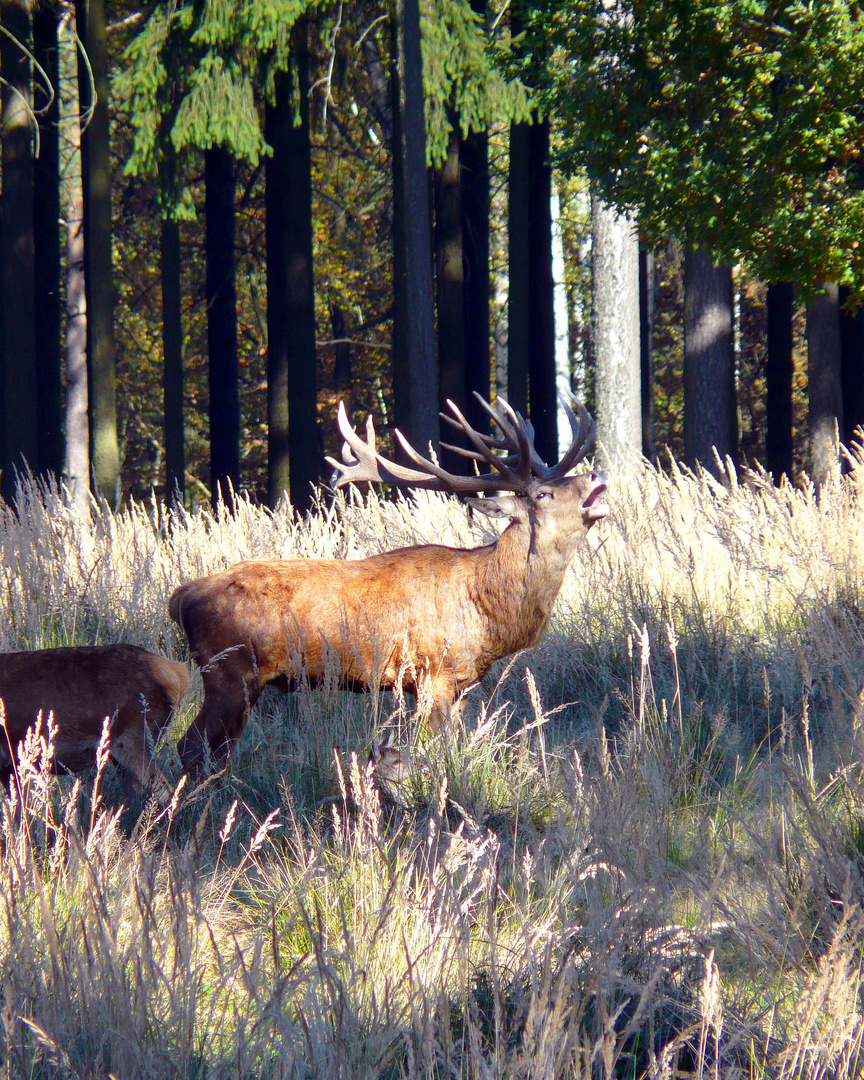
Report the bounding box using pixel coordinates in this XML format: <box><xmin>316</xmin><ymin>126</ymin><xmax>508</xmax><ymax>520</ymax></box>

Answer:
<box><xmin>0</xmin><ymin>452</ymin><xmax>863</xmax><ymax>1079</ymax></box>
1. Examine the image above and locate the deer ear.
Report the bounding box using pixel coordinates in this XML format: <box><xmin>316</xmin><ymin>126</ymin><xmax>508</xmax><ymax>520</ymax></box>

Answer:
<box><xmin>466</xmin><ymin>496</ymin><xmax>521</xmax><ymax>520</ymax></box>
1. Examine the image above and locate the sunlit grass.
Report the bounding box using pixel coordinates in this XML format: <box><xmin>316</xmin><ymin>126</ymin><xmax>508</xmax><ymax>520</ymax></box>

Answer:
<box><xmin>0</xmin><ymin>449</ymin><xmax>861</xmax><ymax>1075</ymax></box>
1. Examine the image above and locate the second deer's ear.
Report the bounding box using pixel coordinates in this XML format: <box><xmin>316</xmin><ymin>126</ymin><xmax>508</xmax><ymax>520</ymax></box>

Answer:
<box><xmin>466</xmin><ymin>496</ymin><xmax>521</xmax><ymax>520</ymax></box>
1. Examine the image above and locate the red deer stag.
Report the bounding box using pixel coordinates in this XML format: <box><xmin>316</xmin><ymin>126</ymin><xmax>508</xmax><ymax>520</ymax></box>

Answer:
<box><xmin>0</xmin><ymin>644</ymin><xmax>189</xmax><ymax>803</ymax></box>
<box><xmin>170</xmin><ymin>395</ymin><xmax>608</xmax><ymax>771</ymax></box>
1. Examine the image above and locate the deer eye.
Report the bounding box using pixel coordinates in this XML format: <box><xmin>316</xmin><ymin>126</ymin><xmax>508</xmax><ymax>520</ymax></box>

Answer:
<box><xmin>536</xmin><ymin>490</ymin><xmax>554</xmax><ymax>500</ymax></box>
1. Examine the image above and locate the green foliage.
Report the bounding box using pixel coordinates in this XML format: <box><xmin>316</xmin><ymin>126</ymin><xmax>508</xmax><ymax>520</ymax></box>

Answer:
<box><xmin>548</xmin><ymin>0</ymin><xmax>864</xmax><ymax>293</ymax></box>
<box><xmin>118</xmin><ymin>0</ymin><xmax>529</xmax><ymax>194</ymax></box>
<box><xmin>114</xmin><ymin>0</ymin><xmax>310</xmax><ymax>207</ymax></box>
<box><xmin>421</xmin><ymin>0</ymin><xmax>531</xmax><ymax>165</ymax></box>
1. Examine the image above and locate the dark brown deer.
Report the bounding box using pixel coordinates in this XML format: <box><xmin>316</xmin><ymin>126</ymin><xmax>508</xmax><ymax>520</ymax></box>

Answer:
<box><xmin>0</xmin><ymin>644</ymin><xmax>189</xmax><ymax>803</ymax></box>
<box><xmin>170</xmin><ymin>396</ymin><xmax>608</xmax><ymax>771</ymax></box>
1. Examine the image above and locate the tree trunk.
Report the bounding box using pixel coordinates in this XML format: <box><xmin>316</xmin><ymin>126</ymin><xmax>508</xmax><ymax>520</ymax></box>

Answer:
<box><xmin>62</xmin><ymin>8</ymin><xmax>89</xmax><ymax>511</ymax></box>
<box><xmin>461</xmin><ymin>125</ymin><xmax>490</xmax><ymax>434</ymax></box>
<box><xmin>205</xmin><ymin>146</ymin><xmax>240</xmax><ymax>512</ymax></box>
<box><xmin>507</xmin><ymin>119</ymin><xmax>529</xmax><ymax>416</ymax></box>
<box><xmin>683</xmin><ymin>245</ymin><xmax>737</xmax><ymax>474</ymax></box>
<box><xmin>0</xmin><ymin>0</ymin><xmax>38</xmax><ymax>500</ymax></box>
<box><xmin>435</xmin><ymin>128</ymin><xmax>467</xmax><ymax>473</ymax></box>
<box><xmin>591</xmin><ymin>195</ymin><xmax>641</xmax><ymax>474</ymax></box>
<box><xmin>77</xmin><ymin>0</ymin><xmax>119</xmax><ymax>506</ymax></box>
<box><xmin>330</xmin><ymin>302</ymin><xmax>351</xmax><ymax>395</ymax></box>
<box><xmin>806</xmin><ymin>282</ymin><xmax>842</xmax><ymax>488</ymax></box>
<box><xmin>266</xmin><ymin>19</ymin><xmax>319</xmax><ymax>513</ymax></box>
<box><xmin>526</xmin><ymin>119</ymin><xmax>557</xmax><ymax>467</ymax></box>
<box><xmin>390</xmin><ymin>0</ymin><xmax>438</xmax><ymax>454</ymax></box>
<box><xmin>839</xmin><ymin>287</ymin><xmax>864</xmax><ymax>449</ymax></box>
<box><xmin>552</xmin><ymin>183</ymin><xmax>569</xmax><ymax>459</ymax></box>
<box><xmin>766</xmin><ymin>282</ymin><xmax>794</xmax><ymax>482</ymax></box>
<box><xmin>639</xmin><ymin>246</ymin><xmax>655</xmax><ymax>463</ymax></box>
<box><xmin>33</xmin><ymin>0</ymin><xmax>64</xmax><ymax>481</ymax></box>
<box><xmin>161</xmin><ymin>216</ymin><xmax>184</xmax><ymax>508</ymax></box>
<box><xmin>265</xmin><ymin>73</ymin><xmax>291</xmax><ymax>507</ymax></box>
<box><xmin>285</xmin><ymin>18</ymin><xmax>319</xmax><ymax>514</ymax></box>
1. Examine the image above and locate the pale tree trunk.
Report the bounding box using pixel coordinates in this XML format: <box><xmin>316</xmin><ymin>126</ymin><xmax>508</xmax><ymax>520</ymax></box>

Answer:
<box><xmin>552</xmin><ymin>184</ymin><xmax>569</xmax><ymax>461</ymax></box>
<box><xmin>0</xmin><ymin>0</ymin><xmax>39</xmax><ymax>501</ymax></box>
<box><xmin>390</xmin><ymin>0</ymin><xmax>437</xmax><ymax>454</ymax></box>
<box><xmin>60</xmin><ymin>4</ymin><xmax>89</xmax><ymax>511</ymax></box>
<box><xmin>683</xmin><ymin>245</ymin><xmax>737</xmax><ymax>475</ymax></box>
<box><xmin>591</xmin><ymin>195</ymin><xmax>641</xmax><ymax>475</ymax></box>
<box><xmin>807</xmin><ymin>283</ymin><xmax>842</xmax><ymax>488</ymax></box>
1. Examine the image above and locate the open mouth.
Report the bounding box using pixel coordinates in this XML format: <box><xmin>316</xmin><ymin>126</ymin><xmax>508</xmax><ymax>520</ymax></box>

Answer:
<box><xmin>582</xmin><ymin>482</ymin><xmax>609</xmax><ymax>520</ymax></box>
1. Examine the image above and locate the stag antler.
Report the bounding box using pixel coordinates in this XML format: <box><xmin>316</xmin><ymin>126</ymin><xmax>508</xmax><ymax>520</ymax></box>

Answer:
<box><xmin>326</xmin><ymin>394</ymin><xmax>595</xmax><ymax>494</ymax></box>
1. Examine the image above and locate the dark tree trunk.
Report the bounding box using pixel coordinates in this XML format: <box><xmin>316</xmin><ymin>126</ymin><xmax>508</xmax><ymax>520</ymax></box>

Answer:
<box><xmin>265</xmin><ymin>75</ymin><xmax>291</xmax><ymax>507</ymax></box>
<box><xmin>330</xmin><ymin>302</ymin><xmax>351</xmax><ymax>394</ymax></box>
<box><xmin>390</xmin><ymin>0</ymin><xmax>438</xmax><ymax>454</ymax></box>
<box><xmin>765</xmin><ymin>282</ymin><xmax>794</xmax><ymax>482</ymax></box>
<box><xmin>77</xmin><ymin>0</ymin><xmax>119</xmax><ymax>506</ymax></box>
<box><xmin>285</xmin><ymin>18</ymin><xmax>319</xmax><ymax>514</ymax></box>
<box><xmin>527</xmin><ymin>118</ymin><xmax>556</xmax><ymax>466</ymax></box>
<box><xmin>807</xmin><ymin>282</ymin><xmax>843</xmax><ymax>488</ymax></box>
<box><xmin>639</xmin><ymin>246</ymin><xmax>655</xmax><ymax>463</ymax></box>
<box><xmin>161</xmin><ymin>217</ymin><xmax>184</xmax><ymax>507</ymax></box>
<box><xmin>0</xmin><ymin>0</ymin><xmax>38</xmax><ymax>500</ymax></box>
<box><xmin>461</xmin><ymin>125</ymin><xmax>490</xmax><ymax>434</ymax></box>
<box><xmin>839</xmin><ymin>287</ymin><xmax>864</xmax><ymax>449</ymax></box>
<box><xmin>435</xmin><ymin>128</ymin><xmax>467</xmax><ymax>473</ymax></box>
<box><xmin>33</xmin><ymin>1</ymin><xmax>63</xmax><ymax>481</ymax></box>
<box><xmin>205</xmin><ymin>146</ymin><xmax>240</xmax><ymax>513</ymax></box>
<box><xmin>507</xmin><ymin>119</ymin><xmax>530</xmax><ymax>416</ymax></box>
<box><xmin>683</xmin><ymin>245</ymin><xmax>737</xmax><ymax>474</ymax></box>
<box><xmin>266</xmin><ymin>18</ymin><xmax>319</xmax><ymax>513</ymax></box>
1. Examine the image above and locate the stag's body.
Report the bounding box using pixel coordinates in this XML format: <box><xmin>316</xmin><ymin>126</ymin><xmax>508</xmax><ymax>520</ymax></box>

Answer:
<box><xmin>172</xmin><ymin>396</ymin><xmax>608</xmax><ymax>771</ymax></box>
<box><xmin>0</xmin><ymin>644</ymin><xmax>189</xmax><ymax>801</ymax></box>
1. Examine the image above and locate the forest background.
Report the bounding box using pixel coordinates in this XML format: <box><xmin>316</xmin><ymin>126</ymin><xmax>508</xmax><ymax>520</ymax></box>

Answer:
<box><xmin>4</xmin><ymin>4</ymin><xmax>864</xmax><ymax>1076</ymax></box>
<box><xmin>3</xmin><ymin>0</ymin><xmax>864</xmax><ymax>510</ymax></box>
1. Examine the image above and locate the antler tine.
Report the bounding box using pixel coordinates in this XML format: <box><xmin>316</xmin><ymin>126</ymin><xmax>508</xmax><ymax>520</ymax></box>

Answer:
<box><xmin>443</xmin><ymin>398</ymin><xmax>533</xmax><ymax>488</ymax></box>
<box><xmin>469</xmin><ymin>394</ymin><xmax>535</xmax><ymax>480</ymax></box>
<box><xmin>397</xmin><ymin>421</ymin><xmax>527</xmax><ymax>494</ymax></box>
<box><xmin>327</xmin><ymin>403</ymin><xmax>439</xmax><ymax>489</ymax></box>
<box><xmin>326</xmin><ymin>402</ymin><xmax>519</xmax><ymax>494</ymax></box>
<box><xmin>440</xmin><ymin>410</ymin><xmax>526</xmax><ymax>470</ymax></box>
<box><xmin>546</xmin><ymin>395</ymin><xmax>596</xmax><ymax>479</ymax></box>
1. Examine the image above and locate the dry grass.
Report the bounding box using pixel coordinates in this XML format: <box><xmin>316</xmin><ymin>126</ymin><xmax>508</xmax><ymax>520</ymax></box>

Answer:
<box><xmin>0</xmin><ymin>451</ymin><xmax>862</xmax><ymax>1078</ymax></box>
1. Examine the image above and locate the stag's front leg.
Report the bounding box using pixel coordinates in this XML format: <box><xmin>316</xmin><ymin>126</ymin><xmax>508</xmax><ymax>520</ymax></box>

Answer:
<box><xmin>423</xmin><ymin>672</ymin><xmax>466</xmax><ymax>734</ymax></box>
<box><xmin>179</xmin><ymin>650</ymin><xmax>261</xmax><ymax>772</ymax></box>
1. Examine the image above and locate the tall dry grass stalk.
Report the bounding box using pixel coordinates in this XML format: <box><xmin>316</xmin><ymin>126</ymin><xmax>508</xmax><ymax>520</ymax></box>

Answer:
<box><xmin>0</xmin><ymin>451</ymin><xmax>860</xmax><ymax>1076</ymax></box>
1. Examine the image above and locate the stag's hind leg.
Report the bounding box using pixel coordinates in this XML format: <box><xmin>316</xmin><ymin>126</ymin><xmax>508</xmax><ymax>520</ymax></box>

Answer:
<box><xmin>178</xmin><ymin>652</ymin><xmax>261</xmax><ymax>772</ymax></box>
<box><xmin>107</xmin><ymin>698</ymin><xmax>177</xmax><ymax>806</ymax></box>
